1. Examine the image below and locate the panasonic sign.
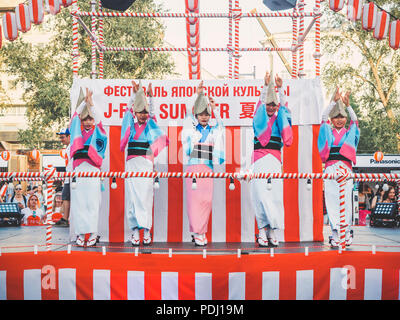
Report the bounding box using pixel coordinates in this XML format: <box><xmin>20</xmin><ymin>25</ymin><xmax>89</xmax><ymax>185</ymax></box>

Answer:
<box><xmin>355</xmin><ymin>155</ymin><xmax>400</xmax><ymax>168</ymax></box>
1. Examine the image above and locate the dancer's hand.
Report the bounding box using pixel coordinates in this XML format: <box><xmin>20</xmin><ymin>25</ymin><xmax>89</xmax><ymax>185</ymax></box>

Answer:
<box><xmin>131</xmin><ymin>80</ymin><xmax>139</xmax><ymax>93</ymax></box>
<box><xmin>333</xmin><ymin>87</ymin><xmax>341</xmax><ymax>102</ymax></box>
<box><xmin>197</xmin><ymin>80</ymin><xmax>204</xmax><ymax>94</ymax></box>
<box><xmin>147</xmin><ymin>83</ymin><xmax>153</xmax><ymax>97</ymax></box>
<box><xmin>275</xmin><ymin>74</ymin><xmax>283</xmax><ymax>88</ymax></box>
<box><xmin>342</xmin><ymin>91</ymin><xmax>351</xmax><ymax>107</ymax></box>
<box><xmin>208</xmin><ymin>96</ymin><xmax>216</xmax><ymax>110</ymax></box>
<box><xmin>85</xmin><ymin>88</ymin><xmax>94</xmax><ymax>107</ymax></box>
<box><xmin>264</xmin><ymin>72</ymin><xmax>270</xmax><ymax>86</ymax></box>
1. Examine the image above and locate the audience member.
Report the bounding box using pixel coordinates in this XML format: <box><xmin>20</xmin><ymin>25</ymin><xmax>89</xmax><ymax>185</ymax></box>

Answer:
<box><xmin>358</xmin><ymin>184</ymin><xmax>371</xmax><ymax>211</ymax></box>
<box><xmin>10</xmin><ymin>184</ymin><xmax>27</xmax><ymax>210</ymax></box>
<box><xmin>371</xmin><ymin>186</ymin><xmax>385</xmax><ymax>209</ymax></box>
<box><xmin>51</xmin><ymin>192</ymin><xmax>64</xmax><ymax>223</ymax></box>
<box><xmin>382</xmin><ymin>186</ymin><xmax>397</xmax><ymax>204</ymax></box>
<box><xmin>21</xmin><ymin>193</ymin><xmax>45</xmax><ymax>225</ymax></box>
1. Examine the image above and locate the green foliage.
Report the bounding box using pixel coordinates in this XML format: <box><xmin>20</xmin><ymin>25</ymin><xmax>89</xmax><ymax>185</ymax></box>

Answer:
<box><xmin>321</xmin><ymin>0</ymin><xmax>400</xmax><ymax>153</ymax></box>
<box><xmin>0</xmin><ymin>0</ymin><xmax>174</xmax><ymax>149</ymax></box>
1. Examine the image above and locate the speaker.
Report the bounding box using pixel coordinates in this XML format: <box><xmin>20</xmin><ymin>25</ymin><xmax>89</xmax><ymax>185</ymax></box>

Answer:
<box><xmin>100</xmin><ymin>0</ymin><xmax>136</xmax><ymax>12</ymax></box>
<box><xmin>0</xmin><ymin>203</ymin><xmax>24</xmax><ymax>226</ymax></box>
<box><xmin>262</xmin><ymin>0</ymin><xmax>297</xmax><ymax>11</ymax></box>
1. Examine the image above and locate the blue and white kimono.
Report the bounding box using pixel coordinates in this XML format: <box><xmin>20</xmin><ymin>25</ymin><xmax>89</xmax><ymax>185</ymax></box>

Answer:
<box><xmin>181</xmin><ymin>107</ymin><xmax>225</xmax><ymax>235</ymax></box>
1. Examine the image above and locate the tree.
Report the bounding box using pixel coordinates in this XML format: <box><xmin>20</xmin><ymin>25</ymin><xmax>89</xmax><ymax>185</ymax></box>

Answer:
<box><xmin>321</xmin><ymin>1</ymin><xmax>400</xmax><ymax>153</ymax></box>
<box><xmin>0</xmin><ymin>0</ymin><xmax>175</xmax><ymax>149</ymax></box>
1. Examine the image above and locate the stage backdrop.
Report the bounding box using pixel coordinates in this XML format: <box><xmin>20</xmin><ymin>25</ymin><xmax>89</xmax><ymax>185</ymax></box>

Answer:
<box><xmin>70</xmin><ymin>79</ymin><xmax>325</xmax><ymax>243</ymax></box>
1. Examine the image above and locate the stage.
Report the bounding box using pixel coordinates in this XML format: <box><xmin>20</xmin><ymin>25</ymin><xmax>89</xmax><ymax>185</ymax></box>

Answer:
<box><xmin>1</xmin><ymin>225</ymin><xmax>400</xmax><ymax>300</ymax></box>
<box><xmin>1</xmin><ymin>225</ymin><xmax>400</xmax><ymax>254</ymax></box>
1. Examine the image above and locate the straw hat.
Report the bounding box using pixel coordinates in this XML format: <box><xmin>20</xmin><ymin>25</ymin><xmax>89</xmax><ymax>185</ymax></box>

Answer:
<box><xmin>193</xmin><ymin>91</ymin><xmax>211</xmax><ymax>115</ymax></box>
<box><xmin>133</xmin><ymin>81</ymin><xmax>149</xmax><ymax>113</ymax></box>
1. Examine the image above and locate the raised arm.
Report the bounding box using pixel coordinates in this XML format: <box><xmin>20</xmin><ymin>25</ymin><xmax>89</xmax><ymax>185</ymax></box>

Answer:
<box><xmin>147</xmin><ymin>83</ymin><xmax>155</xmax><ymax>119</ymax></box>
<box><xmin>322</xmin><ymin>87</ymin><xmax>341</xmax><ymax>122</ymax></box>
<box><xmin>259</xmin><ymin>72</ymin><xmax>270</xmax><ymax>104</ymax></box>
<box><xmin>275</xmin><ymin>74</ymin><xmax>288</xmax><ymax>110</ymax></box>
<box><xmin>84</xmin><ymin>88</ymin><xmax>101</xmax><ymax>124</ymax></box>
<box><xmin>342</xmin><ymin>91</ymin><xmax>357</xmax><ymax>122</ymax></box>
<box><xmin>209</xmin><ymin>96</ymin><xmax>223</xmax><ymax>128</ymax></box>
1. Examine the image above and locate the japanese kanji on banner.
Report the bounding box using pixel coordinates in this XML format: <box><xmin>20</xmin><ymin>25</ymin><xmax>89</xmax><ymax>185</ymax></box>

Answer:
<box><xmin>70</xmin><ymin>79</ymin><xmax>325</xmax><ymax>243</ymax></box>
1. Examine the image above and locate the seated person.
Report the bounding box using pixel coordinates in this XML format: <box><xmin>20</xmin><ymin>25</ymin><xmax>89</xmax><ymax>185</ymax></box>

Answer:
<box><xmin>21</xmin><ymin>194</ymin><xmax>45</xmax><ymax>225</ymax></box>
<box><xmin>51</xmin><ymin>192</ymin><xmax>64</xmax><ymax>223</ymax></box>
<box><xmin>10</xmin><ymin>184</ymin><xmax>27</xmax><ymax>210</ymax></box>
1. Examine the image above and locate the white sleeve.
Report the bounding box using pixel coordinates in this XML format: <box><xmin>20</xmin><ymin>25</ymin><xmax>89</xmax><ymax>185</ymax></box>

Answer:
<box><xmin>75</xmin><ymin>100</ymin><xmax>86</xmax><ymax>115</ymax></box>
<box><xmin>128</xmin><ymin>93</ymin><xmax>136</xmax><ymax>110</ymax></box>
<box><xmin>213</xmin><ymin>106</ymin><xmax>224</xmax><ymax>128</ymax></box>
<box><xmin>148</xmin><ymin>96</ymin><xmax>155</xmax><ymax>117</ymax></box>
<box><xmin>260</xmin><ymin>85</ymin><xmax>267</xmax><ymax>104</ymax></box>
<box><xmin>90</xmin><ymin>106</ymin><xmax>100</xmax><ymax>124</ymax></box>
<box><xmin>278</xmin><ymin>87</ymin><xmax>287</xmax><ymax>109</ymax></box>
<box><xmin>322</xmin><ymin>101</ymin><xmax>336</xmax><ymax>122</ymax></box>
<box><xmin>347</xmin><ymin>105</ymin><xmax>357</xmax><ymax>121</ymax></box>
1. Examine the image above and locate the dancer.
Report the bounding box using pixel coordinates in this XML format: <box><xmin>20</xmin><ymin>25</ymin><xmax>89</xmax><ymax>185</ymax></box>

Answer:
<box><xmin>181</xmin><ymin>81</ymin><xmax>225</xmax><ymax>246</ymax></box>
<box><xmin>318</xmin><ymin>88</ymin><xmax>359</xmax><ymax>248</ymax></box>
<box><xmin>251</xmin><ymin>70</ymin><xmax>293</xmax><ymax>247</ymax></box>
<box><xmin>70</xmin><ymin>87</ymin><xmax>108</xmax><ymax>247</ymax></box>
<box><xmin>120</xmin><ymin>81</ymin><xmax>168</xmax><ymax>246</ymax></box>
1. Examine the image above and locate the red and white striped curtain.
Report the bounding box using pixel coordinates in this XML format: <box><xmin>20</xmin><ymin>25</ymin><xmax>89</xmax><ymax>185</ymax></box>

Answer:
<box><xmin>1</xmin><ymin>251</ymin><xmax>399</xmax><ymax>300</ymax></box>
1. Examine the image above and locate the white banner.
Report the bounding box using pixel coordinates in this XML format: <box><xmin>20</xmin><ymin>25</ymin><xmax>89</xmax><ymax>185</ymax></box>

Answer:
<box><xmin>355</xmin><ymin>155</ymin><xmax>400</xmax><ymax>168</ymax></box>
<box><xmin>71</xmin><ymin>78</ymin><xmax>324</xmax><ymax>126</ymax></box>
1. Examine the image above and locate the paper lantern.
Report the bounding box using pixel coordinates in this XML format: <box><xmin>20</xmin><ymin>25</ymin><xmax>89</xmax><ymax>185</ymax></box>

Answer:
<box><xmin>29</xmin><ymin>0</ymin><xmax>45</xmax><ymax>25</ymax></box>
<box><xmin>2</xmin><ymin>12</ymin><xmax>18</xmax><ymax>41</ymax></box>
<box><xmin>16</xmin><ymin>4</ymin><xmax>32</xmax><ymax>33</ymax></box>
<box><xmin>347</xmin><ymin>0</ymin><xmax>363</xmax><ymax>22</ymax></box>
<box><xmin>374</xmin><ymin>11</ymin><xmax>390</xmax><ymax>40</ymax></box>
<box><xmin>1</xmin><ymin>151</ymin><xmax>10</xmax><ymax>161</ymax></box>
<box><xmin>185</xmin><ymin>0</ymin><xmax>199</xmax><ymax>11</ymax></box>
<box><xmin>362</xmin><ymin>2</ymin><xmax>377</xmax><ymax>31</ymax></box>
<box><xmin>30</xmin><ymin>149</ymin><xmax>41</xmax><ymax>161</ymax></box>
<box><xmin>389</xmin><ymin>20</ymin><xmax>400</xmax><ymax>50</ymax></box>
<box><xmin>45</xmin><ymin>0</ymin><xmax>60</xmax><ymax>15</ymax></box>
<box><xmin>60</xmin><ymin>0</ymin><xmax>73</xmax><ymax>7</ymax></box>
<box><xmin>329</xmin><ymin>0</ymin><xmax>345</xmax><ymax>12</ymax></box>
<box><xmin>374</xmin><ymin>151</ymin><xmax>384</xmax><ymax>162</ymax></box>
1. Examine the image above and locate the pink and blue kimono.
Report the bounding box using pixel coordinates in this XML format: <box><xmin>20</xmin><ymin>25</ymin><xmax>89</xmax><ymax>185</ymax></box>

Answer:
<box><xmin>120</xmin><ymin>104</ymin><xmax>169</xmax><ymax>232</ymax></box>
<box><xmin>181</xmin><ymin>107</ymin><xmax>225</xmax><ymax>236</ymax></box>
<box><xmin>69</xmin><ymin>111</ymin><xmax>107</xmax><ymax>237</ymax></box>
<box><xmin>318</xmin><ymin>119</ymin><xmax>360</xmax><ymax>170</ymax></box>
<box><xmin>70</xmin><ymin>112</ymin><xmax>107</xmax><ymax>170</ymax></box>
<box><xmin>251</xmin><ymin>88</ymin><xmax>293</xmax><ymax>232</ymax></box>
<box><xmin>318</xmin><ymin>115</ymin><xmax>360</xmax><ymax>233</ymax></box>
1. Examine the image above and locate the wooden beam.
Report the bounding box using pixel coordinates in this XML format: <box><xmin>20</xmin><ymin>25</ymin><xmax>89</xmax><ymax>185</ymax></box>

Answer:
<box><xmin>251</xmin><ymin>8</ymin><xmax>292</xmax><ymax>76</ymax></box>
